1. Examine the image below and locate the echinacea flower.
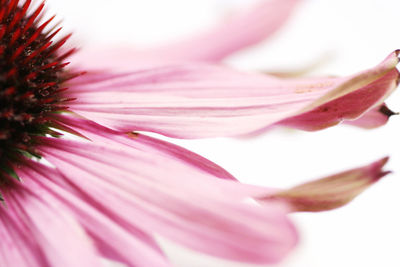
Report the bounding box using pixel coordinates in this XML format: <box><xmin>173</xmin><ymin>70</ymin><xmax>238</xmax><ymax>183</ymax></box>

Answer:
<box><xmin>0</xmin><ymin>1</ymin><xmax>398</xmax><ymax>266</ymax></box>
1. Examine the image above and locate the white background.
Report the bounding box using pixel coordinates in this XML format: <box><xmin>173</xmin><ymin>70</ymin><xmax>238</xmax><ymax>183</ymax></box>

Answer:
<box><xmin>46</xmin><ymin>0</ymin><xmax>400</xmax><ymax>266</ymax></box>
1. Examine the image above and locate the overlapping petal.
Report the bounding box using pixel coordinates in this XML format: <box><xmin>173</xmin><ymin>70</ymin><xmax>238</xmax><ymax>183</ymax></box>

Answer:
<box><xmin>36</xmin><ymin>131</ymin><xmax>297</xmax><ymax>264</ymax></box>
<box><xmin>1</xmin><ymin>114</ymin><xmax>391</xmax><ymax>266</ymax></box>
<box><xmin>16</xmin><ymin>162</ymin><xmax>170</xmax><ymax>267</ymax></box>
<box><xmin>0</xmin><ymin>0</ymin><xmax>395</xmax><ymax>266</ymax></box>
<box><xmin>58</xmin><ymin>115</ymin><xmax>238</xmax><ymax>180</ymax></box>
<box><xmin>0</xmin><ymin>178</ymin><xmax>102</xmax><ymax>267</ymax></box>
<box><xmin>67</xmin><ymin>51</ymin><xmax>399</xmax><ymax>138</ymax></box>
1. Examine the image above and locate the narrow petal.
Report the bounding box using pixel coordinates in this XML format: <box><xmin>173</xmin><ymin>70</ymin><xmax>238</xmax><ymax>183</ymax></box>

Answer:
<box><xmin>259</xmin><ymin>158</ymin><xmax>390</xmax><ymax>212</ymax></box>
<box><xmin>73</xmin><ymin>0</ymin><xmax>300</xmax><ymax>70</ymax></box>
<box><xmin>37</xmin><ymin>135</ymin><xmax>297</xmax><ymax>264</ymax></box>
<box><xmin>58</xmin><ymin>114</ymin><xmax>237</xmax><ymax>180</ymax></box>
<box><xmin>0</xmin><ymin>205</ymin><xmax>47</xmax><ymax>267</ymax></box>
<box><xmin>0</xmin><ymin>177</ymin><xmax>102</xmax><ymax>267</ymax></box>
<box><xmin>68</xmin><ymin>51</ymin><xmax>399</xmax><ymax>138</ymax></box>
<box><xmin>54</xmin><ymin>115</ymin><xmax>272</xmax><ymax>195</ymax></box>
<box><xmin>16</xmin><ymin>162</ymin><xmax>170</xmax><ymax>267</ymax></box>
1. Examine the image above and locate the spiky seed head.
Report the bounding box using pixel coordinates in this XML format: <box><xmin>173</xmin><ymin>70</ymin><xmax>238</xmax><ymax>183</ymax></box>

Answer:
<box><xmin>0</xmin><ymin>0</ymin><xmax>76</xmax><ymax>183</ymax></box>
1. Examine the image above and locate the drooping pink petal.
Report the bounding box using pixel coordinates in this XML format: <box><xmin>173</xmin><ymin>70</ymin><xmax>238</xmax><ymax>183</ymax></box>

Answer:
<box><xmin>36</xmin><ymin>135</ymin><xmax>297</xmax><ymax>264</ymax></box>
<box><xmin>67</xmin><ymin>51</ymin><xmax>399</xmax><ymax>138</ymax></box>
<box><xmin>73</xmin><ymin>0</ymin><xmax>300</xmax><ymax>71</ymax></box>
<box><xmin>57</xmin><ymin>114</ymin><xmax>237</xmax><ymax>181</ymax></box>
<box><xmin>0</xmin><ymin>177</ymin><xmax>102</xmax><ymax>267</ymax></box>
<box><xmin>344</xmin><ymin>103</ymin><xmax>397</xmax><ymax>129</ymax></box>
<box><xmin>259</xmin><ymin>157</ymin><xmax>391</xmax><ymax>212</ymax></box>
<box><xmin>16</xmin><ymin>162</ymin><xmax>171</xmax><ymax>267</ymax></box>
<box><xmin>56</xmin><ymin>114</ymin><xmax>275</xmax><ymax>196</ymax></box>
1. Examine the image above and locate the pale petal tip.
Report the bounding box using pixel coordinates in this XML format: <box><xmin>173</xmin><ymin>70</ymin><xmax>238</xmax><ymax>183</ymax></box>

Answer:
<box><xmin>389</xmin><ymin>49</ymin><xmax>400</xmax><ymax>64</ymax></box>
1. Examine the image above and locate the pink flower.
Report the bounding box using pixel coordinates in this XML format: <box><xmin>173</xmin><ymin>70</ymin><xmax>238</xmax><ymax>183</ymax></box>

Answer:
<box><xmin>0</xmin><ymin>1</ymin><xmax>397</xmax><ymax>266</ymax></box>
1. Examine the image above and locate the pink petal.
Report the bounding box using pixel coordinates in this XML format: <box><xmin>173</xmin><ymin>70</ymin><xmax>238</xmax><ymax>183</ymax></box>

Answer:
<box><xmin>279</xmin><ymin>64</ymin><xmax>399</xmax><ymax>130</ymax></box>
<box><xmin>16</xmin><ymin>162</ymin><xmax>171</xmax><ymax>267</ymax></box>
<box><xmin>259</xmin><ymin>157</ymin><xmax>390</xmax><ymax>212</ymax></box>
<box><xmin>73</xmin><ymin>0</ymin><xmax>300</xmax><ymax>71</ymax></box>
<box><xmin>58</xmin><ymin>114</ymin><xmax>237</xmax><ymax>180</ymax></box>
<box><xmin>55</xmin><ymin>115</ymin><xmax>273</xmax><ymax>195</ymax></box>
<box><xmin>0</xmin><ymin>178</ymin><xmax>102</xmax><ymax>267</ymax></box>
<box><xmin>344</xmin><ymin>104</ymin><xmax>397</xmax><ymax>129</ymax></box>
<box><xmin>37</xmin><ymin>135</ymin><xmax>297</xmax><ymax>264</ymax></box>
<box><xmin>0</xmin><ymin>205</ymin><xmax>45</xmax><ymax>267</ymax></box>
<box><xmin>68</xmin><ymin>51</ymin><xmax>399</xmax><ymax>138</ymax></box>
<box><xmin>152</xmin><ymin>0</ymin><xmax>300</xmax><ymax>62</ymax></box>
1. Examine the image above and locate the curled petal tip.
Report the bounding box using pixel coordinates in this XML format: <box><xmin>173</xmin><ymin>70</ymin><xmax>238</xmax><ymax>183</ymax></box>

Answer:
<box><xmin>379</xmin><ymin>105</ymin><xmax>398</xmax><ymax>117</ymax></box>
